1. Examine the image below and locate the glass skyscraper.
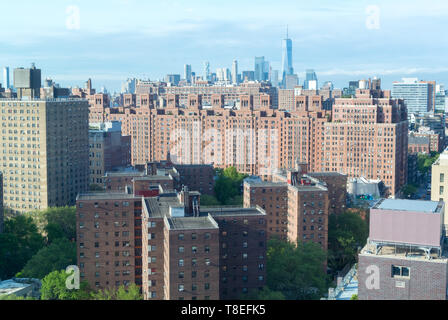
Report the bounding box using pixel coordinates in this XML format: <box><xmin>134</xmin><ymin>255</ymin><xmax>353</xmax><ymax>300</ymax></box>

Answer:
<box><xmin>281</xmin><ymin>28</ymin><xmax>294</xmax><ymax>85</ymax></box>
<box><xmin>254</xmin><ymin>56</ymin><xmax>265</xmax><ymax>81</ymax></box>
<box><xmin>304</xmin><ymin>69</ymin><xmax>318</xmax><ymax>89</ymax></box>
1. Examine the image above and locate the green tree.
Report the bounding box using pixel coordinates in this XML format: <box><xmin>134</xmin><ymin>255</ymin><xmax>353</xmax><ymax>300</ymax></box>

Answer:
<box><xmin>417</xmin><ymin>152</ymin><xmax>440</xmax><ymax>174</ymax></box>
<box><xmin>350</xmin><ymin>294</ymin><xmax>358</xmax><ymax>300</ymax></box>
<box><xmin>30</xmin><ymin>206</ymin><xmax>77</xmax><ymax>243</ymax></box>
<box><xmin>17</xmin><ymin>238</ymin><xmax>77</xmax><ymax>279</ymax></box>
<box><xmin>214</xmin><ymin>167</ymin><xmax>248</xmax><ymax>205</ymax></box>
<box><xmin>265</xmin><ymin>239</ymin><xmax>328</xmax><ymax>300</ymax></box>
<box><xmin>91</xmin><ymin>284</ymin><xmax>142</xmax><ymax>300</ymax></box>
<box><xmin>328</xmin><ymin>212</ymin><xmax>368</xmax><ymax>273</ymax></box>
<box><xmin>40</xmin><ymin>270</ymin><xmax>91</xmax><ymax>300</ymax></box>
<box><xmin>200</xmin><ymin>195</ymin><xmax>221</xmax><ymax>206</ymax></box>
<box><xmin>0</xmin><ymin>215</ymin><xmax>45</xmax><ymax>279</ymax></box>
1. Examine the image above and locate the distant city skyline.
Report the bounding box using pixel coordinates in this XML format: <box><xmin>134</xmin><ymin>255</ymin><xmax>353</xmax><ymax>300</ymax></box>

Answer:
<box><xmin>1</xmin><ymin>0</ymin><xmax>448</xmax><ymax>92</ymax></box>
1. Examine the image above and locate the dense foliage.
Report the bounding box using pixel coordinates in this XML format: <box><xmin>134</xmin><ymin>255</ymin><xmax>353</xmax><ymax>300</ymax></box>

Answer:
<box><xmin>327</xmin><ymin>212</ymin><xmax>368</xmax><ymax>273</ymax></box>
<box><xmin>17</xmin><ymin>238</ymin><xmax>77</xmax><ymax>279</ymax></box>
<box><xmin>247</xmin><ymin>238</ymin><xmax>328</xmax><ymax>300</ymax></box>
<box><xmin>214</xmin><ymin>167</ymin><xmax>248</xmax><ymax>205</ymax></box>
<box><xmin>0</xmin><ymin>215</ymin><xmax>45</xmax><ymax>279</ymax></box>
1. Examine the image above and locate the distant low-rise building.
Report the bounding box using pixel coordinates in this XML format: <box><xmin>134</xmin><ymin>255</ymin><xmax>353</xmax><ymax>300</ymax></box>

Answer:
<box><xmin>89</xmin><ymin>122</ymin><xmax>131</xmax><ymax>186</ymax></box>
<box><xmin>0</xmin><ymin>278</ymin><xmax>41</xmax><ymax>298</ymax></box>
<box><xmin>431</xmin><ymin>148</ymin><xmax>448</xmax><ymax>231</ymax></box>
<box><xmin>358</xmin><ymin>199</ymin><xmax>447</xmax><ymax>300</ymax></box>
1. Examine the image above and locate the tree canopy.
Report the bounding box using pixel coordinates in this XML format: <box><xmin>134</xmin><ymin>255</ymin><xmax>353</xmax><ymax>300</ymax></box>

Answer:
<box><xmin>214</xmin><ymin>167</ymin><xmax>248</xmax><ymax>205</ymax></box>
<box><xmin>328</xmin><ymin>212</ymin><xmax>368</xmax><ymax>273</ymax></box>
<box><xmin>0</xmin><ymin>215</ymin><xmax>45</xmax><ymax>280</ymax></box>
<box><xmin>40</xmin><ymin>270</ymin><xmax>91</xmax><ymax>300</ymax></box>
<box><xmin>29</xmin><ymin>206</ymin><xmax>77</xmax><ymax>244</ymax></box>
<box><xmin>17</xmin><ymin>238</ymin><xmax>77</xmax><ymax>279</ymax></box>
<box><xmin>91</xmin><ymin>284</ymin><xmax>143</xmax><ymax>300</ymax></box>
<box><xmin>263</xmin><ymin>238</ymin><xmax>328</xmax><ymax>300</ymax></box>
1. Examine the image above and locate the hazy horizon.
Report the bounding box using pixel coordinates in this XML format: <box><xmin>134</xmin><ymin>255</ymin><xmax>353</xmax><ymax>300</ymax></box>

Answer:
<box><xmin>1</xmin><ymin>0</ymin><xmax>447</xmax><ymax>92</ymax></box>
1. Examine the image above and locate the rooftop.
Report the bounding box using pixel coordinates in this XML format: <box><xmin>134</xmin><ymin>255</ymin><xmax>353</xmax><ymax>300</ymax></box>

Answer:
<box><xmin>168</xmin><ymin>215</ymin><xmax>218</xmax><ymax>230</ymax></box>
<box><xmin>201</xmin><ymin>206</ymin><xmax>266</xmax><ymax>217</ymax></box>
<box><xmin>77</xmin><ymin>192</ymin><xmax>139</xmax><ymax>201</ymax></box>
<box><xmin>360</xmin><ymin>242</ymin><xmax>448</xmax><ymax>262</ymax></box>
<box><xmin>373</xmin><ymin>199</ymin><xmax>441</xmax><ymax>213</ymax></box>
<box><xmin>243</xmin><ymin>180</ymin><xmax>287</xmax><ymax>188</ymax></box>
<box><xmin>104</xmin><ymin>171</ymin><xmax>145</xmax><ymax>177</ymax></box>
<box><xmin>144</xmin><ymin>196</ymin><xmax>180</xmax><ymax>218</ymax></box>
<box><xmin>0</xmin><ymin>279</ymin><xmax>40</xmax><ymax>297</ymax></box>
<box><xmin>133</xmin><ymin>175</ymin><xmax>173</xmax><ymax>181</ymax></box>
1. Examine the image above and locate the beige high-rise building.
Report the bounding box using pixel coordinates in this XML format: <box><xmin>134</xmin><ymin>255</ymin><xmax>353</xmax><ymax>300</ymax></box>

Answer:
<box><xmin>0</xmin><ymin>98</ymin><xmax>89</xmax><ymax>213</ymax></box>
<box><xmin>431</xmin><ymin>148</ymin><xmax>448</xmax><ymax>231</ymax></box>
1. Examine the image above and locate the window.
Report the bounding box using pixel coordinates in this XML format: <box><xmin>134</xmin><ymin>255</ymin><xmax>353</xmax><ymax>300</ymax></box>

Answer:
<box><xmin>441</xmin><ymin>173</ymin><xmax>445</xmax><ymax>183</ymax></box>
<box><xmin>179</xmin><ymin>259</ymin><xmax>184</xmax><ymax>267</ymax></box>
<box><xmin>204</xmin><ymin>233</ymin><xmax>211</xmax><ymax>240</ymax></box>
<box><xmin>192</xmin><ymin>233</ymin><xmax>197</xmax><ymax>240</ymax></box>
<box><xmin>178</xmin><ymin>246</ymin><xmax>184</xmax><ymax>253</ymax></box>
<box><xmin>205</xmin><ymin>258</ymin><xmax>210</xmax><ymax>266</ymax></box>
<box><xmin>178</xmin><ymin>284</ymin><xmax>184</xmax><ymax>292</ymax></box>
<box><xmin>192</xmin><ymin>284</ymin><xmax>197</xmax><ymax>291</ymax></box>
<box><xmin>204</xmin><ymin>283</ymin><xmax>210</xmax><ymax>290</ymax></box>
<box><xmin>440</xmin><ymin>186</ymin><xmax>444</xmax><ymax>195</ymax></box>
<box><xmin>192</xmin><ymin>258</ymin><xmax>197</xmax><ymax>266</ymax></box>
<box><xmin>178</xmin><ymin>272</ymin><xmax>184</xmax><ymax>279</ymax></box>
<box><xmin>178</xmin><ymin>234</ymin><xmax>184</xmax><ymax>240</ymax></box>
<box><xmin>192</xmin><ymin>271</ymin><xmax>197</xmax><ymax>278</ymax></box>
<box><xmin>391</xmin><ymin>265</ymin><xmax>410</xmax><ymax>278</ymax></box>
<box><xmin>192</xmin><ymin>246</ymin><xmax>197</xmax><ymax>253</ymax></box>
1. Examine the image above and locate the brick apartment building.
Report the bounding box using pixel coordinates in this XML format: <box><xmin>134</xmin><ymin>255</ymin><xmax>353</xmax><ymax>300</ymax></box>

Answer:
<box><xmin>80</xmin><ymin>82</ymin><xmax>407</xmax><ymax>197</ymax></box>
<box><xmin>76</xmin><ymin>184</ymin><xmax>267</xmax><ymax>300</ymax></box>
<box><xmin>103</xmin><ymin>161</ymin><xmax>215</xmax><ymax>196</ymax></box>
<box><xmin>76</xmin><ymin>192</ymin><xmax>143</xmax><ymax>289</ymax></box>
<box><xmin>243</xmin><ymin>162</ymin><xmax>342</xmax><ymax>252</ymax></box>
<box><xmin>358</xmin><ymin>199</ymin><xmax>447</xmax><ymax>300</ymax></box>
<box><xmin>408</xmin><ymin>133</ymin><xmax>431</xmax><ymax>154</ymax></box>
<box><xmin>0</xmin><ymin>98</ymin><xmax>90</xmax><ymax>213</ymax></box>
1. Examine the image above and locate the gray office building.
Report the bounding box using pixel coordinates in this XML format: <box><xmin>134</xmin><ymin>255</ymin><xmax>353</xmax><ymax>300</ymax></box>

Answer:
<box><xmin>392</xmin><ymin>78</ymin><xmax>431</xmax><ymax>116</ymax></box>
<box><xmin>14</xmin><ymin>64</ymin><xmax>41</xmax><ymax>99</ymax></box>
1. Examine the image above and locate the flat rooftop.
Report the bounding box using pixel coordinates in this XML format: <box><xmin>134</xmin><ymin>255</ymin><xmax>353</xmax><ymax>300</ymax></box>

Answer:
<box><xmin>133</xmin><ymin>175</ymin><xmax>173</xmax><ymax>181</ymax></box>
<box><xmin>104</xmin><ymin>171</ymin><xmax>145</xmax><ymax>177</ymax></box>
<box><xmin>77</xmin><ymin>192</ymin><xmax>139</xmax><ymax>201</ymax></box>
<box><xmin>244</xmin><ymin>180</ymin><xmax>287</xmax><ymax>188</ymax></box>
<box><xmin>0</xmin><ymin>279</ymin><xmax>36</xmax><ymax>296</ymax></box>
<box><xmin>201</xmin><ymin>207</ymin><xmax>266</xmax><ymax>217</ymax></box>
<box><xmin>373</xmin><ymin>199</ymin><xmax>441</xmax><ymax>213</ymax></box>
<box><xmin>145</xmin><ymin>196</ymin><xmax>180</xmax><ymax>218</ymax></box>
<box><xmin>360</xmin><ymin>243</ymin><xmax>448</xmax><ymax>262</ymax></box>
<box><xmin>308</xmin><ymin>172</ymin><xmax>347</xmax><ymax>177</ymax></box>
<box><xmin>168</xmin><ymin>216</ymin><xmax>218</xmax><ymax>230</ymax></box>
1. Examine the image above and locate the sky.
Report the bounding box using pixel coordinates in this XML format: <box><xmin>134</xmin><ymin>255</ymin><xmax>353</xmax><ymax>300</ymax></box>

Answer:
<box><xmin>0</xmin><ymin>0</ymin><xmax>447</xmax><ymax>92</ymax></box>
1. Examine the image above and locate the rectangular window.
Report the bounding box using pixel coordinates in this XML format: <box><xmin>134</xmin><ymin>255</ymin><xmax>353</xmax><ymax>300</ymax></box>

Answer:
<box><xmin>441</xmin><ymin>173</ymin><xmax>445</xmax><ymax>183</ymax></box>
<box><xmin>391</xmin><ymin>265</ymin><xmax>410</xmax><ymax>278</ymax></box>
